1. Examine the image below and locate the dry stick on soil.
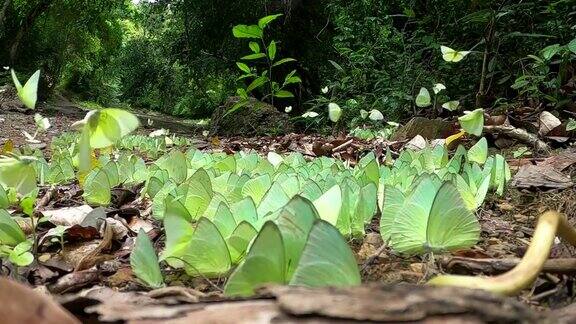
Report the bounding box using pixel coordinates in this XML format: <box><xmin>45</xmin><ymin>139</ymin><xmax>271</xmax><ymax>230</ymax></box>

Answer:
<box><xmin>483</xmin><ymin>125</ymin><xmax>550</xmax><ymax>153</ymax></box>
<box><xmin>36</xmin><ymin>186</ymin><xmax>57</xmax><ymax>210</ymax></box>
<box><xmin>360</xmin><ymin>243</ymin><xmax>388</xmax><ymax>273</ymax></box>
<box><xmin>441</xmin><ymin>257</ymin><xmax>576</xmax><ymax>275</ymax></box>
<box><xmin>428</xmin><ymin>211</ymin><xmax>576</xmax><ymax>295</ymax></box>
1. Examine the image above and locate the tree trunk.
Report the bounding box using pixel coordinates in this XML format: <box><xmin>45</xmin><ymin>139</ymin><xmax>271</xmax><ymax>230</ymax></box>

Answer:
<box><xmin>0</xmin><ymin>0</ymin><xmax>11</xmax><ymax>32</ymax></box>
<box><xmin>9</xmin><ymin>0</ymin><xmax>53</xmax><ymax>63</ymax></box>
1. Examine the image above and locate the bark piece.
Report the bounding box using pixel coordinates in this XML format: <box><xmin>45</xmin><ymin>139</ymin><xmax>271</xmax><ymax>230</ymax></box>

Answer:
<box><xmin>0</xmin><ymin>277</ymin><xmax>80</xmax><ymax>324</ymax></box>
<box><xmin>511</xmin><ymin>164</ymin><xmax>573</xmax><ymax>189</ymax></box>
<box><xmin>78</xmin><ymin>284</ymin><xmax>547</xmax><ymax>323</ymax></box>
<box><xmin>270</xmin><ymin>284</ymin><xmax>542</xmax><ymax>322</ymax></box>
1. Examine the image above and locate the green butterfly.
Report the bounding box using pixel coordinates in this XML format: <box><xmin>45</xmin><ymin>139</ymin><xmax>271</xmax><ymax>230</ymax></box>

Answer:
<box><xmin>467</xmin><ymin>137</ymin><xmax>488</xmax><ymax>165</ymax></box>
<box><xmin>458</xmin><ymin>109</ymin><xmax>484</xmax><ymax>136</ymax></box>
<box><xmin>75</xmin><ymin>109</ymin><xmax>139</xmax><ymax>174</ymax></box>
<box><xmin>83</xmin><ymin>168</ymin><xmax>111</xmax><ymax>206</ymax></box>
<box><xmin>415</xmin><ymin>87</ymin><xmax>431</xmax><ymax>108</ymax></box>
<box><xmin>441</xmin><ymin>46</ymin><xmax>470</xmax><ymax>63</ymax></box>
<box><xmin>0</xmin><ymin>155</ymin><xmax>38</xmax><ymax>196</ymax></box>
<box><xmin>11</xmin><ymin>69</ymin><xmax>40</xmax><ymax>109</ymax></box>
<box><xmin>328</xmin><ymin>103</ymin><xmax>342</xmax><ymax>122</ymax></box>
<box><xmin>224</xmin><ymin>218</ymin><xmax>360</xmax><ymax>296</ymax></box>
<box><xmin>131</xmin><ymin>229</ymin><xmax>164</xmax><ymax>288</ymax></box>
<box><xmin>390</xmin><ymin>175</ymin><xmax>480</xmax><ymax>254</ymax></box>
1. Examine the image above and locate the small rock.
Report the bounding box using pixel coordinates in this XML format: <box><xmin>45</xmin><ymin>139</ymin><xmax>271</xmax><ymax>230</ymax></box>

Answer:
<box><xmin>513</xmin><ymin>214</ymin><xmax>528</xmax><ymax>223</ymax></box>
<box><xmin>391</xmin><ymin>117</ymin><xmax>455</xmax><ymax>141</ymax></box>
<box><xmin>487</xmin><ymin>238</ymin><xmax>501</xmax><ymax>245</ymax></box>
<box><xmin>515</xmin><ymin>231</ymin><xmax>525</xmax><ymax>238</ymax></box>
<box><xmin>405</xmin><ymin>135</ymin><xmax>427</xmax><ymax>150</ymax></box>
<box><xmin>497</xmin><ymin>202</ymin><xmax>515</xmax><ymax>212</ymax></box>
<box><xmin>364</xmin><ymin>233</ymin><xmax>383</xmax><ymax>246</ymax></box>
<box><xmin>409</xmin><ymin>263</ymin><xmax>424</xmax><ymax>274</ymax></box>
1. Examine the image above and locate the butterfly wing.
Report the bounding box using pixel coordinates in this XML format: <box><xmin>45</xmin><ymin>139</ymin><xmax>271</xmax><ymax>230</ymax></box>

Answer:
<box><xmin>426</xmin><ymin>182</ymin><xmax>480</xmax><ymax>252</ymax></box>
<box><xmin>290</xmin><ymin>220</ymin><xmax>361</xmax><ymax>287</ymax></box>
<box><xmin>19</xmin><ymin>70</ymin><xmax>40</xmax><ymax>109</ymax></box>
<box><xmin>224</xmin><ymin>221</ymin><xmax>286</xmax><ymax>296</ymax></box>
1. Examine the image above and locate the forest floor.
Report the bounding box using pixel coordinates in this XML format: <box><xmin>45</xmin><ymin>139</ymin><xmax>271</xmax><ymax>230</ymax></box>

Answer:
<box><xmin>2</xmin><ymin>100</ymin><xmax>576</xmax><ymax>323</ymax></box>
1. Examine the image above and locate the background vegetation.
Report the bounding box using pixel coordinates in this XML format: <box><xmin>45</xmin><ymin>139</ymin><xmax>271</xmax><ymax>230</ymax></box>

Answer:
<box><xmin>1</xmin><ymin>0</ymin><xmax>575</xmax><ymax>121</ymax></box>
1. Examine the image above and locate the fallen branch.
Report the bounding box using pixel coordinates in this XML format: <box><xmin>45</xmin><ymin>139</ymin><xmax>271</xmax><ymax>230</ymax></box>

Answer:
<box><xmin>483</xmin><ymin>125</ymin><xmax>550</xmax><ymax>153</ymax></box>
<box><xmin>440</xmin><ymin>256</ymin><xmax>576</xmax><ymax>275</ymax></box>
<box><xmin>429</xmin><ymin>211</ymin><xmax>576</xmax><ymax>295</ymax></box>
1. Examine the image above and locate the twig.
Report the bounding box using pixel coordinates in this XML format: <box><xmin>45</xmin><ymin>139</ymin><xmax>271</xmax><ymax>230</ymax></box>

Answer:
<box><xmin>361</xmin><ymin>243</ymin><xmax>388</xmax><ymax>272</ymax></box>
<box><xmin>483</xmin><ymin>125</ymin><xmax>550</xmax><ymax>153</ymax></box>
<box><xmin>332</xmin><ymin>138</ymin><xmax>354</xmax><ymax>153</ymax></box>
<box><xmin>440</xmin><ymin>257</ymin><xmax>576</xmax><ymax>275</ymax></box>
<box><xmin>35</xmin><ymin>186</ymin><xmax>56</xmax><ymax>210</ymax></box>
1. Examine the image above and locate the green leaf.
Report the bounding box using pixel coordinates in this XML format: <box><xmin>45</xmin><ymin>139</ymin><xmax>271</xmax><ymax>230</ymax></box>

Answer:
<box><xmin>467</xmin><ymin>137</ymin><xmax>488</xmax><ymax>164</ymax></box>
<box><xmin>290</xmin><ymin>220</ymin><xmax>361</xmax><ymax>287</ymax></box>
<box><xmin>241</xmin><ymin>53</ymin><xmax>267</xmax><ymax>60</ymax></box>
<box><xmin>274</xmin><ymin>90</ymin><xmax>294</xmax><ymax>98</ymax></box>
<box><xmin>8</xmin><ymin>240</ymin><xmax>33</xmax><ymax>266</ymax></box>
<box><xmin>247</xmin><ymin>76</ymin><xmax>269</xmax><ymax>92</ymax></box>
<box><xmin>0</xmin><ymin>209</ymin><xmax>26</xmax><ymax>246</ymax></box>
<box><xmin>272</xmin><ymin>58</ymin><xmax>296</xmax><ymax>67</ymax></box>
<box><xmin>415</xmin><ymin>87</ymin><xmax>431</xmax><ymax>107</ymax></box>
<box><xmin>232</xmin><ymin>24</ymin><xmax>263</xmax><ymax>38</ymax></box>
<box><xmin>458</xmin><ymin>109</ymin><xmax>484</xmax><ymax>136</ymax></box>
<box><xmin>541</xmin><ymin>44</ymin><xmax>561</xmax><ymax>60</ymax></box>
<box><xmin>567</xmin><ymin>118</ymin><xmax>576</xmax><ymax>131</ymax></box>
<box><xmin>568</xmin><ymin>38</ymin><xmax>576</xmax><ymax>54</ymax></box>
<box><xmin>328</xmin><ymin>60</ymin><xmax>344</xmax><ymax>72</ymax></box>
<box><xmin>249</xmin><ymin>42</ymin><xmax>261</xmax><ymax>53</ymax></box>
<box><xmin>131</xmin><ymin>229</ymin><xmax>164</xmax><ymax>288</ymax></box>
<box><xmin>236</xmin><ymin>62</ymin><xmax>251</xmax><ymax>74</ymax></box>
<box><xmin>267</xmin><ymin>41</ymin><xmax>277</xmax><ymax>60</ymax></box>
<box><xmin>258</xmin><ymin>14</ymin><xmax>283</xmax><ymax>29</ymax></box>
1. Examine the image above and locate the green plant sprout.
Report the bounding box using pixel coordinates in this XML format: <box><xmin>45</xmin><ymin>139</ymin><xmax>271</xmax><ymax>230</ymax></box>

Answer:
<box><xmin>231</xmin><ymin>14</ymin><xmax>301</xmax><ymax>113</ymax></box>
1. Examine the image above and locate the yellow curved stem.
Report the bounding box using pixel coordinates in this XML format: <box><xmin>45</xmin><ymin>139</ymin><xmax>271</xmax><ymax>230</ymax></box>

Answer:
<box><xmin>428</xmin><ymin>211</ymin><xmax>576</xmax><ymax>295</ymax></box>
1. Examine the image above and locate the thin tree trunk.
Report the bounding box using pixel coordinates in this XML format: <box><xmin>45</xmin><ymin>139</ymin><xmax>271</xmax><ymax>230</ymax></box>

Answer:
<box><xmin>0</xmin><ymin>0</ymin><xmax>11</xmax><ymax>33</ymax></box>
<box><xmin>9</xmin><ymin>0</ymin><xmax>53</xmax><ymax>63</ymax></box>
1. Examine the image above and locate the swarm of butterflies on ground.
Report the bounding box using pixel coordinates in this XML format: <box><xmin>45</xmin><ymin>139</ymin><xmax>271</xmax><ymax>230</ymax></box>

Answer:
<box><xmin>1</xmin><ymin>121</ymin><xmax>510</xmax><ymax>296</ymax></box>
<box><xmin>0</xmin><ymin>44</ymin><xmax>504</xmax><ymax>295</ymax></box>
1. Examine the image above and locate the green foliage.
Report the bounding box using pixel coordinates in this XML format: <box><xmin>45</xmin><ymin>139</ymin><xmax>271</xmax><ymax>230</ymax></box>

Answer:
<box><xmin>231</xmin><ymin>14</ymin><xmax>301</xmax><ymax>114</ymax></box>
<box><xmin>511</xmin><ymin>37</ymin><xmax>576</xmax><ymax>107</ymax></box>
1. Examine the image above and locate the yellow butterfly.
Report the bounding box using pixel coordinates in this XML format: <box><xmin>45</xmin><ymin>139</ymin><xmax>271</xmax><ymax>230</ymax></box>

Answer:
<box><xmin>440</xmin><ymin>46</ymin><xmax>470</xmax><ymax>63</ymax></box>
